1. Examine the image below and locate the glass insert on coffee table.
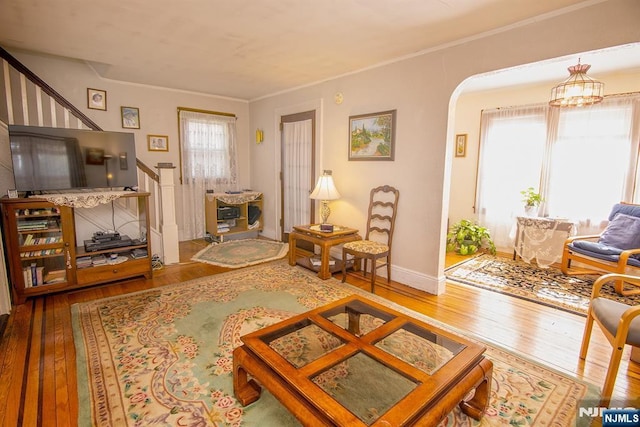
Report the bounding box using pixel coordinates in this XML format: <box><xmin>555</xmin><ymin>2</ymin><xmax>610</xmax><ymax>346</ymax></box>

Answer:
<box><xmin>233</xmin><ymin>295</ymin><xmax>493</xmax><ymax>426</ymax></box>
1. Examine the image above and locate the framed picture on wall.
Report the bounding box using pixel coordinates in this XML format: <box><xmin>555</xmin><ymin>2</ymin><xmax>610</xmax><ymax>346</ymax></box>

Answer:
<box><xmin>148</xmin><ymin>135</ymin><xmax>169</xmax><ymax>152</ymax></box>
<box><xmin>348</xmin><ymin>109</ymin><xmax>396</xmax><ymax>161</ymax></box>
<box><xmin>87</xmin><ymin>88</ymin><xmax>107</xmax><ymax>111</ymax></box>
<box><xmin>121</xmin><ymin>106</ymin><xmax>140</xmax><ymax>129</ymax></box>
<box><xmin>455</xmin><ymin>134</ymin><xmax>467</xmax><ymax>158</ymax></box>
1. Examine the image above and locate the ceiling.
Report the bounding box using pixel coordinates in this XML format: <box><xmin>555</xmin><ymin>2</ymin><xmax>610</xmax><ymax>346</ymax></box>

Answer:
<box><xmin>0</xmin><ymin>0</ymin><xmax>636</xmax><ymax>100</ymax></box>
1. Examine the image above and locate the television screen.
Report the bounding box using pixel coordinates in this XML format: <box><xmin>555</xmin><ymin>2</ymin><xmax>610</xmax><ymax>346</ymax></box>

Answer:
<box><xmin>8</xmin><ymin>125</ymin><xmax>138</xmax><ymax>193</ymax></box>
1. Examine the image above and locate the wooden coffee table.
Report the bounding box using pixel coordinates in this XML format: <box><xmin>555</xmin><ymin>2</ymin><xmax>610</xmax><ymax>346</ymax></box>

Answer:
<box><xmin>233</xmin><ymin>295</ymin><xmax>493</xmax><ymax>426</ymax></box>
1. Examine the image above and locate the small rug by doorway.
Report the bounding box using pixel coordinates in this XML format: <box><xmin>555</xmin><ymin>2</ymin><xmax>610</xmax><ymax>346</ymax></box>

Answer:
<box><xmin>191</xmin><ymin>238</ymin><xmax>288</xmax><ymax>268</ymax></box>
<box><xmin>72</xmin><ymin>260</ymin><xmax>598</xmax><ymax>426</ymax></box>
<box><xmin>445</xmin><ymin>254</ymin><xmax>640</xmax><ymax>316</ymax></box>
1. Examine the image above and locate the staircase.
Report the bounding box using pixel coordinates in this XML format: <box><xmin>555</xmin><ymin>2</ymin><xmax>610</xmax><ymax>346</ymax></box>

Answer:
<box><xmin>0</xmin><ymin>46</ymin><xmax>176</xmax><ymax>265</ymax></box>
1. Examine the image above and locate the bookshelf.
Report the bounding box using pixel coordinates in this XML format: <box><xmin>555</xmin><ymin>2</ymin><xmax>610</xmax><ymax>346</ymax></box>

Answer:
<box><xmin>1</xmin><ymin>193</ymin><xmax>152</xmax><ymax>304</ymax></box>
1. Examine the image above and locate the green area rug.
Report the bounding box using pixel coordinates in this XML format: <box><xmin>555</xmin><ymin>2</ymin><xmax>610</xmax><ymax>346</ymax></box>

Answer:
<box><xmin>191</xmin><ymin>238</ymin><xmax>288</xmax><ymax>268</ymax></box>
<box><xmin>446</xmin><ymin>254</ymin><xmax>640</xmax><ymax>316</ymax></box>
<box><xmin>72</xmin><ymin>260</ymin><xmax>599</xmax><ymax>426</ymax></box>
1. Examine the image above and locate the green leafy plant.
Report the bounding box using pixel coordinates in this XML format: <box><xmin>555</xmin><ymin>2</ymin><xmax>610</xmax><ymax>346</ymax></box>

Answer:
<box><xmin>520</xmin><ymin>187</ymin><xmax>543</xmax><ymax>207</ymax></box>
<box><xmin>446</xmin><ymin>219</ymin><xmax>496</xmax><ymax>255</ymax></box>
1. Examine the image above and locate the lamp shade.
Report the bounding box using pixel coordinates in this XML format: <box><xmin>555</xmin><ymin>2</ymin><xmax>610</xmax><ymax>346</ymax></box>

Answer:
<box><xmin>549</xmin><ymin>61</ymin><xmax>604</xmax><ymax>107</ymax></box>
<box><xmin>310</xmin><ymin>170</ymin><xmax>340</xmax><ymax>201</ymax></box>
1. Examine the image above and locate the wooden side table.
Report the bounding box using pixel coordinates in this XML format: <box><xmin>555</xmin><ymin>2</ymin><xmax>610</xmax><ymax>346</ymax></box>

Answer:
<box><xmin>289</xmin><ymin>224</ymin><xmax>360</xmax><ymax>279</ymax></box>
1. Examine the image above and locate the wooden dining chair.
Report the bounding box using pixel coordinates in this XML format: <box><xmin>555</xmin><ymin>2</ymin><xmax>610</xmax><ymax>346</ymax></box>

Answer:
<box><xmin>341</xmin><ymin>185</ymin><xmax>399</xmax><ymax>292</ymax></box>
<box><xmin>579</xmin><ymin>273</ymin><xmax>640</xmax><ymax>399</ymax></box>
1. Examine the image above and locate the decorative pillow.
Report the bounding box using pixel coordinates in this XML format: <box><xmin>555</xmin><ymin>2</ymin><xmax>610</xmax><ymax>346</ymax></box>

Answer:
<box><xmin>598</xmin><ymin>213</ymin><xmax>640</xmax><ymax>250</ymax></box>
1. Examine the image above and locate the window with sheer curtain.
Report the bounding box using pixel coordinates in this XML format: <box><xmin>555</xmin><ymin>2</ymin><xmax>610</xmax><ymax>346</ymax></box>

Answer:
<box><xmin>477</xmin><ymin>94</ymin><xmax>640</xmax><ymax>252</ymax></box>
<box><xmin>178</xmin><ymin>108</ymin><xmax>238</xmax><ymax>240</ymax></box>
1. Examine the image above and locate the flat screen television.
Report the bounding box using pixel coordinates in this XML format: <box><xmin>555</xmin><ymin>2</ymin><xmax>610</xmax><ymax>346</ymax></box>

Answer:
<box><xmin>8</xmin><ymin>125</ymin><xmax>138</xmax><ymax>193</ymax></box>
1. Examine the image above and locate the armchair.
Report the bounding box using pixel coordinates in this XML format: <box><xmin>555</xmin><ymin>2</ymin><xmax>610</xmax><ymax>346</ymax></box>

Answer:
<box><xmin>561</xmin><ymin>203</ymin><xmax>640</xmax><ymax>296</ymax></box>
<box><xmin>580</xmin><ymin>273</ymin><xmax>640</xmax><ymax>399</ymax></box>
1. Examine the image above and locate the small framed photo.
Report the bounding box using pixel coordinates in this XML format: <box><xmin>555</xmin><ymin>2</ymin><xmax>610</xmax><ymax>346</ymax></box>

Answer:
<box><xmin>349</xmin><ymin>110</ymin><xmax>396</xmax><ymax>161</ymax></box>
<box><xmin>7</xmin><ymin>189</ymin><xmax>18</xmax><ymax>199</ymax></box>
<box><xmin>148</xmin><ymin>135</ymin><xmax>169</xmax><ymax>152</ymax></box>
<box><xmin>455</xmin><ymin>134</ymin><xmax>467</xmax><ymax>158</ymax></box>
<box><xmin>121</xmin><ymin>106</ymin><xmax>140</xmax><ymax>129</ymax></box>
<box><xmin>87</xmin><ymin>88</ymin><xmax>107</xmax><ymax>111</ymax></box>
<box><xmin>86</xmin><ymin>148</ymin><xmax>105</xmax><ymax>165</ymax></box>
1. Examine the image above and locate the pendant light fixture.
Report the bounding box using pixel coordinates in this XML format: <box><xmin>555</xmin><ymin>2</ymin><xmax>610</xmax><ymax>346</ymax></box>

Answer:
<box><xmin>549</xmin><ymin>59</ymin><xmax>604</xmax><ymax>107</ymax></box>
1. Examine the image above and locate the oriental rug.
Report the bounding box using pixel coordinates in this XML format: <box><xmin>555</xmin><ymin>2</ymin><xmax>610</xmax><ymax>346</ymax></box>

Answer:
<box><xmin>72</xmin><ymin>260</ymin><xmax>599</xmax><ymax>427</ymax></box>
<box><xmin>445</xmin><ymin>254</ymin><xmax>640</xmax><ymax>316</ymax></box>
<box><xmin>191</xmin><ymin>238</ymin><xmax>288</xmax><ymax>268</ymax></box>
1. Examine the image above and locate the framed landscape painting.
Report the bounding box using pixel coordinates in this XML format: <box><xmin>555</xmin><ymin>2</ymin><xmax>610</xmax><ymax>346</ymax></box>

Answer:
<box><xmin>349</xmin><ymin>110</ymin><xmax>396</xmax><ymax>161</ymax></box>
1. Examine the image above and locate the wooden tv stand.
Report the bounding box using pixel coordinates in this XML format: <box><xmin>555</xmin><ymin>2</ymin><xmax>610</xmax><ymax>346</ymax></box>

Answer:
<box><xmin>0</xmin><ymin>192</ymin><xmax>152</xmax><ymax>304</ymax></box>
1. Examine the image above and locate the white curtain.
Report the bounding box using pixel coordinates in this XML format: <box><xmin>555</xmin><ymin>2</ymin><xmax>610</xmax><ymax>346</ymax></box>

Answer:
<box><xmin>543</xmin><ymin>96</ymin><xmax>640</xmax><ymax>235</ymax></box>
<box><xmin>477</xmin><ymin>94</ymin><xmax>640</xmax><ymax>252</ymax></box>
<box><xmin>477</xmin><ymin>105</ymin><xmax>547</xmax><ymax>251</ymax></box>
<box><xmin>179</xmin><ymin>110</ymin><xmax>238</xmax><ymax>240</ymax></box>
<box><xmin>282</xmin><ymin>119</ymin><xmax>312</xmax><ymax>232</ymax></box>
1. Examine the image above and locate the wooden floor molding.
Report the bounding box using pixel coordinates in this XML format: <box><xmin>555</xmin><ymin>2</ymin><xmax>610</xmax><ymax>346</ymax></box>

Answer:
<box><xmin>0</xmin><ymin>243</ymin><xmax>638</xmax><ymax>426</ymax></box>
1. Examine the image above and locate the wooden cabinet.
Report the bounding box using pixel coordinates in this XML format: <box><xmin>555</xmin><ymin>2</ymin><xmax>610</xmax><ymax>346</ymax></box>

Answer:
<box><xmin>1</xmin><ymin>192</ymin><xmax>152</xmax><ymax>304</ymax></box>
<box><xmin>205</xmin><ymin>192</ymin><xmax>263</xmax><ymax>241</ymax></box>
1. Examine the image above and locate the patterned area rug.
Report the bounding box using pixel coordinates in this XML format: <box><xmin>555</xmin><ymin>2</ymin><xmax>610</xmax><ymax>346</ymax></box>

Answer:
<box><xmin>72</xmin><ymin>260</ymin><xmax>599</xmax><ymax>426</ymax></box>
<box><xmin>446</xmin><ymin>254</ymin><xmax>640</xmax><ymax>316</ymax></box>
<box><xmin>191</xmin><ymin>238</ymin><xmax>288</xmax><ymax>268</ymax></box>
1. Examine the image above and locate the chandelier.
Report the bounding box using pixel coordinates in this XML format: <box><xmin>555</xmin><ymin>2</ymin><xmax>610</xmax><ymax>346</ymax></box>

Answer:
<box><xmin>549</xmin><ymin>60</ymin><xmax>604</xmax><ymax>107</ymax></box>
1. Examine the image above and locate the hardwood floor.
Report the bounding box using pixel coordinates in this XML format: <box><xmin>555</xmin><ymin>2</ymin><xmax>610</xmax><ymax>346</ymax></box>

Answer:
<box><xmin>0</xmin><ymin>242</ymin><xmax>638</xmax><ymax>426</ymax></box>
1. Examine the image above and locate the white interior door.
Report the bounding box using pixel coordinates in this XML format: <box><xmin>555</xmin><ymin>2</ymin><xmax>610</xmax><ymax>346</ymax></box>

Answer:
<box><xmin>281</xmin><ymin>111</ymin><xmax>315</xmax><ymax>242</ymax></box>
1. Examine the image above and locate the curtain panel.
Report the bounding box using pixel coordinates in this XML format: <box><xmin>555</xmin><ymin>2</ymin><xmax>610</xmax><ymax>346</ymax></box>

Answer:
<box><xmin>179</xmin><ymin>109</ymin><xmax>238</xmax><ymax>240</ymax></box>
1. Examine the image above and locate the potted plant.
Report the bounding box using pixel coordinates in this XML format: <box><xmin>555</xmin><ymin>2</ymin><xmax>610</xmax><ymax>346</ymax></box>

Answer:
<box><xmin>446</xmin><ymin>219</ymin><xmax>496</xmax><ymax>255</ymax></box>
<box><xmin>520</xmin><ymin>187</ymin><xmax>543</xmax><ymax>216</ymax></box>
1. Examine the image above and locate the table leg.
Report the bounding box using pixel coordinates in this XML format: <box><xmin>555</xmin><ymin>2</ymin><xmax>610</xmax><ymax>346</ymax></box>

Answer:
<box><xmin>319</xmin><ymin>242</ymin><xmax>331</xmax><ymax>279</ymax></box>
<box><xmin>458</xmin><ymin>358</ymin><xmax>493</xmax><ymax>420</ymax></box>
<box><xmin>233</xmin><ymin>346</ymin><xmax>262</xmax><ymax>406</ymax></box>
<box><xmin>288</xmin><ymin>234</ymin><xmax>296</xmax><ymax>266</ymax></box>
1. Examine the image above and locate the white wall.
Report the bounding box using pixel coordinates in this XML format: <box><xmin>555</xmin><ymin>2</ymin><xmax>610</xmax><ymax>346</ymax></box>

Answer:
<box><xmin>450</xmin><ymin>70</ymin><xmax>640</xmax><ymax>229</ymax></box>
<box><xmin>4</xmin><ymin>49</ymin><xmax>252</xmax><ymax>240</ymax></box>
<box><xmin>249</xmin><ymin>0</ymin><xmax>640</xmax><ymax>294</ymax></box>
<box><xmin>4</xmin><ymin>0</ymin><xmax>639</xmax><ymax>296</ymax></box>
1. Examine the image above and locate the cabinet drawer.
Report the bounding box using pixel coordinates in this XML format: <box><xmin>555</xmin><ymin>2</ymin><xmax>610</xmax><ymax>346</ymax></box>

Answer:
<box><xmin>76</xmin><ymin>258</ymin><xmax>150</xmax><ymax>286</ymax></box>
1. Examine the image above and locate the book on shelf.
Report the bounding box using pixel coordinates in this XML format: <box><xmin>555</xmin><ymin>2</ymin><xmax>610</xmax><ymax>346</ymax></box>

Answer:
<box><xmin>44</xmin><ymin>269</ymin><xmax>66</xmax><ymax>284</ymax></box>
<box><xmin>309</xmin><ymin>257</ymin><xmax>336</xmax><ymax>267</ymax></box>
<box><xmin>22</xmin><ymin>264</ymin><xmax>46</xmax><ymax>287</ymax></box>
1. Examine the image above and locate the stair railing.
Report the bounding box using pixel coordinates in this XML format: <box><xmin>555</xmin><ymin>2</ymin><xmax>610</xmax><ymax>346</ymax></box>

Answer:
<box><xmin>0</xmin><ymin>46</ymin><xmax>167</xmax><ymax>259</ymax></box>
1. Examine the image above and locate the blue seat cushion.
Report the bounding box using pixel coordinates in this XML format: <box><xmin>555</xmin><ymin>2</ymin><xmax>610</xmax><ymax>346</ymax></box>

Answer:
<box><xmin>569</xmin><ymin>241</ymin><xmax>640</xmax><ymax>267</ymax></box>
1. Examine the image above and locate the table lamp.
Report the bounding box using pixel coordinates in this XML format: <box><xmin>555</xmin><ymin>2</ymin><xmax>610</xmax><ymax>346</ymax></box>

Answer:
<box><xmin>310</xmin><ymin>170</ymin><xmax>341</xmax><ymax>225</ymax></box>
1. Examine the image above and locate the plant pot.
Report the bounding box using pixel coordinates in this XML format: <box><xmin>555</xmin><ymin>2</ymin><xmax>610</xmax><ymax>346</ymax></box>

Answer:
<box><xmin>524</xmin><ymin>206</ymin><xmax>537</xmax><ymax>217</ymax></box>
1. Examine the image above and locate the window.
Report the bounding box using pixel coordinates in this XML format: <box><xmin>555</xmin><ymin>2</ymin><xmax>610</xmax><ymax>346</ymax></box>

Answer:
<box><xmin>179</xmin><ymin>109</ymin><xmax>237</xmax><ymax>186</ymax></box>
<box><xmin>477</xmin><ymin>94</ymin><xmax>640</xmax><ymax>251</ymax></box>
<box><xmin>178</xmin><ymin>108</ymin><xmax>238</xmax><ymax>240</ymax></box>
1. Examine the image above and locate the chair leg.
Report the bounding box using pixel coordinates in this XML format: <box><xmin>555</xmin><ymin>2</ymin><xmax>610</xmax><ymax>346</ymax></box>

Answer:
<box><xmin>370</xmin><ymin>259</ymin><xmax>376</xmax><ymax>293</ymax></box>
<box><xmin>602</xmin><ymin>342</ymin><xmax>626</xmax><ymax>398</ymax></box>
<box><xmin>579</xmin><ymin>313</ymin><xmax>595</xmax><ymax>359</ymax></box>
